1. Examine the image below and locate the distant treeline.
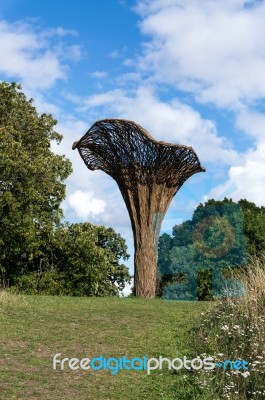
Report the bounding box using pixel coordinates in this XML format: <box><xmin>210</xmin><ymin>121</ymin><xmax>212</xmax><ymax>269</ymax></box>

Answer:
<box><xmin>157</xmin><ymin>198</ymin><xmax>265</xmax><ymax>300</ymax></box>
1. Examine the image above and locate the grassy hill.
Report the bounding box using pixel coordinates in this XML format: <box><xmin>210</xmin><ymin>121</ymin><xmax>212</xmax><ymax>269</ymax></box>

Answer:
<box><xmin>0</xmin><ymin>294</ymin><xmax>212</xmax><ymax>400</ymax></box>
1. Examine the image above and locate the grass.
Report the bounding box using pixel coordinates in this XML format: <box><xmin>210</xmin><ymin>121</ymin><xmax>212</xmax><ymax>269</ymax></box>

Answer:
<box><xmin>0</xmin><ymin>293</ymin><xmax>213</xmax><ymax>400</ymax></box>
<box><xmin>2</xmin><ymin>256</ymin><xmax>264</xmax><ymax>400</ymax></box>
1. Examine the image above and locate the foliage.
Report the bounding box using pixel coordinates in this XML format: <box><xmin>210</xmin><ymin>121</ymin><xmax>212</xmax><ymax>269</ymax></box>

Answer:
<box><xmin>157</xmin><ymin>198</ymin><xmax>265</xmax><ymax>300</ymax></box>
<box><xmin>0</xmin><ymin>81</ymin><xmax>72</xmax><ymax>287</ymax></box>
<box><xmin>239</xmin><ymin>199</ymin><xmax>265</xmax><ymax>257</ymax></box>
<box><xmin>11</xmin><ymin>223</ymin><xmax>131</xmax><ymax>297</ymax></box>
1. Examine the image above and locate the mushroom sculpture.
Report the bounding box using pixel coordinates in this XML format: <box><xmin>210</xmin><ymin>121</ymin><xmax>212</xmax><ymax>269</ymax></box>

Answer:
<box><xmin>73</xmin><ymin>119</ymin><xmax>205</xmax><ymax>298</ymax></box>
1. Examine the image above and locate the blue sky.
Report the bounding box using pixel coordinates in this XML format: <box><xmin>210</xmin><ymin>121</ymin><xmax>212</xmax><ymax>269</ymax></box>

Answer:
<box><xmin>1</xmin><ymin>0</ymin><xmax>265</xmax><ymax>284</ymax></box>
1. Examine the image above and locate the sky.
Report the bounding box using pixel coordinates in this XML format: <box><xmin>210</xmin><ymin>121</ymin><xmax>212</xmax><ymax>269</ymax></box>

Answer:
<box><xmin>1</xmin><ymin>0</ymin><xmax>265</xmax><ymax>289</ymax></box>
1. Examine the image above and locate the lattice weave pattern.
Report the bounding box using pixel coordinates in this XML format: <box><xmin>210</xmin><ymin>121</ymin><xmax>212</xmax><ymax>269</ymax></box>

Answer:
<box><xmin>73</xmin><ymin>119</ymin><xmax>205</xmax><ymax>189</ymax></box>
<box><xmin>73</xmin><ymin>119</ymin><xmax>205</xmax><ymax>298</ymax></box>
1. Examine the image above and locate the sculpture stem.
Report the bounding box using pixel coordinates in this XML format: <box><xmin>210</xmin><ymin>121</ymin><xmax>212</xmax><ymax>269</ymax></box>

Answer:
<box><xmin>120</xmin><ymin>183</ymin><xmax>175</xmax><ymax>298</ymax></box>
<box><xmin>134</xmin><ymin>222</ymin><xmax>157</xmax><ymax>298</ymax></box>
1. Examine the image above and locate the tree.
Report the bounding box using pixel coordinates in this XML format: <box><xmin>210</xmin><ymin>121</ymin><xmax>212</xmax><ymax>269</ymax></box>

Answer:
<box><xmin>0</xmin><ymin>81</ymin><xmax>72</xmax><ymax>287</ymax></box>
<box><xmin>157</xmin><ymin>198</ymin><xmax>264</xmax><ymax>300</ymax></box>
<box><xmin>52</xmin><ymin>223</ymin><xmax>130</xmax><ymax>296</ymax></box>
<box><xmin>239</xmin><ymin>199</ymin><xmax>265</xmax><ymax>257</ymax></box>
<box><xmin>73</xmin><ymin>119</ymin><xmax>205</xmax><ymax>298</ymax></box>
<box><xmin>14</xmin><ymin>223</ymin><xmax>131</xmax><ymax>297</ymax></box>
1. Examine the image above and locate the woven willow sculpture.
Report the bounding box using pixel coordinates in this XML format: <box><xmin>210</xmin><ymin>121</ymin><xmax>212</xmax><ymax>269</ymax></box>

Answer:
<box><xmin>73</xmin><ymin>119</ymin><xmax>205</xmax><ymax>298</ymax></box>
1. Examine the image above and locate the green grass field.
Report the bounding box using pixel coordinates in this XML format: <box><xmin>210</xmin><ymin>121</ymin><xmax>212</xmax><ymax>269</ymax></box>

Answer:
<box><xmin>0</xmin><ymin>294</ymin><xmax>214</xmax><ymax>400</ymax></box>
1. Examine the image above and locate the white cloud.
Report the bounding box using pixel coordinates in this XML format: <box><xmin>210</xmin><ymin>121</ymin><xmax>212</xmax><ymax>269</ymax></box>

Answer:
<box><xmin>135</xmin><ymin>0</ymin><xmax>265</xmax><ymax>108</ymax></box>
<box><xmin>108</xmin><ymin>50</ymin><xmax>121</xmax><ymax>59</ymax></box>
<box><xmin>208</xmin><ymin>142</ymin><xmax>265</xmax><ymax>206</ymax></box>
<box><xmin>68</xmin><ymin>190</ymin><xmax>107</xmax><ymax>219</ymax></box>
<box><xmin>79</xmin><ymin>89</ymin><xmax>126</xmax><ymax>109</ymax></box>
<box><xmin>65</xmin><ymin>45</ymin><xmax>82</xmax><ymax>62</ymax></box>
<box><xmin>236</xmin><ymin>110</ymin><xmax>265</xmax><ymax>140</ymax></box>
<box><xmin>206</xmin><ymin>109</ymin><xmax>265</xmax><ymax>207</ymax></box>
<box><xmin>0</xmin><ymin>20</ymin><xmax>80</xmax><ymax>89</ymax></box>
<box><xmin>46</xmin><ymin>27</ymin><xmax>78</xmax><ymax>37</ymax></box>
<box><xmin>89</xmin><ymin>71</ymin><xmax>108</xmax><ymax>79</ymax></box>
<box><xmin>121</xmin><ymin>281</ymin><xmax>133</xmax><ymax>297</ymax></box>
<box><xmin>107</xmin><ymin>46</ymin><xmax>128</xmax><ymax>59</ymax></box>
<box><xmin>28</xmin><ymin>91</ymin><xmax>62</xmax><ymax>115</ymax></box>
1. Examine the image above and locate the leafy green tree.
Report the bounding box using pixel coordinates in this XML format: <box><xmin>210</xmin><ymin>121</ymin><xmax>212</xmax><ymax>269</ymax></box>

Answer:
<box><xmin>0</xmin><ymin>81</ymin><xmax>72</xmax><ymax>287</ymax></box>
<box><xmin>157</xmin><ymin>197</ymin><xmax>265</xmax><ymax>300</ymax></box>
<box><xmin>172</xmin><ymin>220</ymin><xmax>193</xmax><ymax>248</ymax></box>
<box><xmin>239</xmin><ymin>199</ymin><xmax>265</xmax><ymax>257</ymax></box>
<box><xmin>14</xmin><ymin>223</ymin><xmax>131</xmax><ymax>296</ymax></box>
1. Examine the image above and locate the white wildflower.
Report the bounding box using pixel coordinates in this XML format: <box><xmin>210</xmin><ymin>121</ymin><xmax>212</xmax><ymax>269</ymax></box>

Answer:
<box><xmin>241</xmin><ymin>371</ymin><xmax>250</xmax><ymax>378</ymax></box>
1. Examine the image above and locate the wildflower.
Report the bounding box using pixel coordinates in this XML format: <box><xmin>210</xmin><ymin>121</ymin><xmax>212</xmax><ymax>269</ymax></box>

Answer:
<box><xmin>221</xmin><ymin>325</ymin><xmax>229</xmax><ymax>331</ymax></box>
<box><xmin>241</xmin><ymin>371</ymin><xmax>250</xmax><ymax>378</ymax></box>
